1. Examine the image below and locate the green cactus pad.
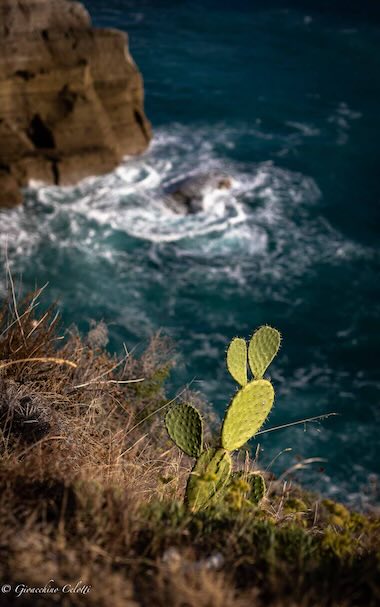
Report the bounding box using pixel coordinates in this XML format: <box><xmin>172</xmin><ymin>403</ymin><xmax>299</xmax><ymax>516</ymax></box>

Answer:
<box><xmin>186</xmin><ymin>448</ymin><xmax>232</xmax><ymax>511</ymax></box>
<box><xmin>221</xmin><ymin>379</ymin><xmax>275</xmax><ymax>451</ymax></box>
<box><xmin>248</xmin><ymin>473</ymin><xmax>266</xmax><ymax>504</ymax></box>
<box><xmin>248</xmin><ymin>325</ymin><xmax>281</xmax><ymax>379</ymax></box>
<box><xmin>218</xmin><ymin>471</ymin><xmax>266</xmax><ymax>509</ymax></box>
<box><xmin>226</xmin><ymin>337</ymin><xmax>248</xmax><ymax>386</ymax></box>
<box><xmin>165</xmin><ymin>403</ymin><xmax>203</xmax><ymax>458</ymax></box>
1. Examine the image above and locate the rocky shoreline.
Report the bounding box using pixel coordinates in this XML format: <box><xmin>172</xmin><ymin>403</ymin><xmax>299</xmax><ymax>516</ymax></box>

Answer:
<box><xmin>0</xmin><ymin>0</ymin><xmax>151</xmax><ymax>207</ymax></box>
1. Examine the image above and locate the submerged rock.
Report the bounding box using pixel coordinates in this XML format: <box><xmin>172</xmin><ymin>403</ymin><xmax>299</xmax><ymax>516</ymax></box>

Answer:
<box><xmin>164</xmin><ymin>172</ymin><xmax>232</xmax><ymax>214</ymax></box>
<box><xmin>0</xmin><ymin>0</ymin><xmax>152</xmax><ymax>207</ymax></box>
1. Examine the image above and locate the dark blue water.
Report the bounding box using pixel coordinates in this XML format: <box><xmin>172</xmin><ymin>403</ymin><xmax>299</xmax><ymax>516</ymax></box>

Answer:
<box><xmin>1</xmin><ymin>1</ymin><xmax>379</xmax><ymax>506</ymax></box>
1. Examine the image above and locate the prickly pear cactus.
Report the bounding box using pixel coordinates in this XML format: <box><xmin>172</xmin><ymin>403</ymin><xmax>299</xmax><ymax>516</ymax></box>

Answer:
<box><xmin>163</xmin><ymin>325</ymin><xmax>280</xmax><ymax>512</ymax></box>
<box><xmin>248</xmin><ymin>325</ymin><xmax>281</xmax><ymax>379</ymax></box>
<box><xmin>222</xmin><ymin>472</ymin><xmax>250</xmax><ymax>510</ymax></box>
<box><xmin>226</xmin><ymin>337</ymin><xmax>248</xmax><ymax>386</ymax></box>
<box><xmin>186</xmin><ymin>448</ymin><xmax>232</xmax><ymax>511</ymax></box>
<box><xmin>221</xmin><ymin>379</ymin><xmax>274</xmax><ymax>451</ymax></box>
<box><xmin>221</xmin><ymin>471</ymin><xmax>266</xmax><ymax>509</ymax></box>
<box><xmin>248</xmin><ymin>473</ymin><xmax>266</xmax><ymax>504</ymax></box>
<box><xmin>165</xmin><ymin>403</ymin><xmax>203</xmax><ymax>458</ymax></box>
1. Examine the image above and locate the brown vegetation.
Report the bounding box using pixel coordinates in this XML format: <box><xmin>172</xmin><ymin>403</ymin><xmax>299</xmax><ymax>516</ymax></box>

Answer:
<box><xmin>0</xmin><ymin>289</ymin><xmax>378</xmax><ymax>606</ymax></box>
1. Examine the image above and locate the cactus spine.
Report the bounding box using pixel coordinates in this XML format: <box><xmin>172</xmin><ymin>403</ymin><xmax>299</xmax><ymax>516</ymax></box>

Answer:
<box><xmin>163</xmin><ymin>325</ymin><xmax>280</xmax><ymax>511</ymax></box>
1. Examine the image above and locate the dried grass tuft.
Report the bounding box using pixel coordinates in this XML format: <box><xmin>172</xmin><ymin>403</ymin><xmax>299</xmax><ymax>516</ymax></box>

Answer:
<box><xmin>0</xmin><ymin>287</ymin><xmax>378</xmax><ymax>607</ymax></box>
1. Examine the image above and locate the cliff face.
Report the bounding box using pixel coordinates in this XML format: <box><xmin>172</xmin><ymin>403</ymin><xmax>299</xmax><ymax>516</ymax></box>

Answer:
<box><xmin>0</xmin><ymin>0</ymin><xmax>152</xmax><ymax>207</ymax></box>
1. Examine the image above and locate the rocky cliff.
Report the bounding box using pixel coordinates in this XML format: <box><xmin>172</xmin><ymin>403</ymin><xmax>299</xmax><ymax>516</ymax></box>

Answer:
<box><xmin>0</xmin><ymin>0</ymin><xmax>152</xmax><ymax>207</ymax></box>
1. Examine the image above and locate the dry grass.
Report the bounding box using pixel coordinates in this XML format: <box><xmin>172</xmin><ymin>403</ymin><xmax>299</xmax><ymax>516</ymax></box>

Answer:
<box><xmin>0</xmin><ymin>288</ymin><xmax>378</xmax><ymax>606</ymax></box>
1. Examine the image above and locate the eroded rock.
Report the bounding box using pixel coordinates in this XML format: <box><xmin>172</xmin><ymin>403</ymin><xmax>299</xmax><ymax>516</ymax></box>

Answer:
<box><xmin>0</xmin><ymin>0</ymin><xmax>152</xmax><ymax>207</ymax></box>
<box><xmin>164</xmin><ymin>172</ymin><xmax>232</xmax><ymax>214</ymax></box>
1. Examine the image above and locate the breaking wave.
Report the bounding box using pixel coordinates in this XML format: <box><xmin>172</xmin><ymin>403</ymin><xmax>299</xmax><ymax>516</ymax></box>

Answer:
<box><xmin>1</xmin><ymin>124</ymin><xmax>363</xmax><ymax>282</ymax></box>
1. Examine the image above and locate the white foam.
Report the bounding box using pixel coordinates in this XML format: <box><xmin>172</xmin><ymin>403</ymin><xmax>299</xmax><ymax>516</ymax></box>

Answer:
<box><xmin>0</xmin><ymin>123</ymin><xmax>368</xmax><ymax>280</ymax></box>
<box><xmin>286</xmin><ymin>121</ymin><xmax>320</xmax><ymax>137</ymax></box>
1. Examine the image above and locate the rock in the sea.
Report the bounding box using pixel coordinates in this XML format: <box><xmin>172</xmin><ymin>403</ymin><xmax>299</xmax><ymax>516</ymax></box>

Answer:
<box><xmin>0</xmin><ymin>0</ymin><xmax>152</xmax><ymax>207</ymax></box>
<box><xmin>164</xmin><ymin>172</ymin><xmax>232</xmax><ymax>214</ymax></box>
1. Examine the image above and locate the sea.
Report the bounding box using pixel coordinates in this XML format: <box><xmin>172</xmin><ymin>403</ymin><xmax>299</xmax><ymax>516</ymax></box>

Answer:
<box><xmin>1</xmin><ymin>0</ymin><xmax>379</xmax><ymax>507</ymax></box>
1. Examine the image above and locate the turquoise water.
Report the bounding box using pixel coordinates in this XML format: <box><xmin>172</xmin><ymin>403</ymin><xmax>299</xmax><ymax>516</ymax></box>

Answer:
<box><xmin>1</xmin><ymin>1</ymin><xmax>379</xmax><ymax>506</ymax></box>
